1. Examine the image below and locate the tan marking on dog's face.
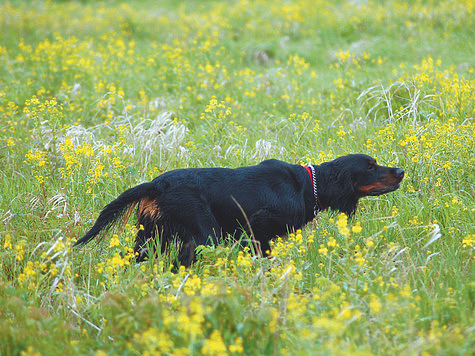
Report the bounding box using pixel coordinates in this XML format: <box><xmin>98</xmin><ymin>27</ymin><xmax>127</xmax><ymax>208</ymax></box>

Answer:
<box><xmin>138</xmin><ymin>198</ymin><xmax>161</xmax><ymax>219</ymax></box>
<box><xmin>358</xmin><ymin>181</ymin><xmax>388</xmax><ymax>193</ymax></box>
<box><xmin>358</xmin><ymin>170</ymin><xmax>403</xmax><ymax>193</ymax></box>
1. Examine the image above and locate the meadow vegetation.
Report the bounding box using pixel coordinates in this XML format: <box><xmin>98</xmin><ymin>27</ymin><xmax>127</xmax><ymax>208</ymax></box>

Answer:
<box><xmin>0</xmin><ymin>0</ymin><xmax>473</xmax><ymax>354</ymax></box>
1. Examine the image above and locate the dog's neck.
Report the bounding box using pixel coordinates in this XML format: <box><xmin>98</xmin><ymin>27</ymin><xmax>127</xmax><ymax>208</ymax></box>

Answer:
<box><xmin>311</xmin><ymin>164</ymin><xmax>358</xmax><ymax>217</ymax></box>
<box><xmin>304</xmin><ymin>165</ymin><xmax>322</xmax><ymax>216</ymax></box>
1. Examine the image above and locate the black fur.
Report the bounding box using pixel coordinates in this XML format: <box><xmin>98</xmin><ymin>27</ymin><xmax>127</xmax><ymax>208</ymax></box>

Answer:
<box><xmin>75</xmin><ymin>154</ymin><xmax>404</xmax><ymax>267</ymax></box>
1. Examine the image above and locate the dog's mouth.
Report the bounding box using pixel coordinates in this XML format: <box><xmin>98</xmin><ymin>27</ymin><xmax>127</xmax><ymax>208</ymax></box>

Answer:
<box><xmin>365</xmin><ymin>183</ymin><xmax>401</xmax><ymax>196</ymax></box>
<box><xmin>357</xmin><ymin>181</ymin><xmax>402</xmax><ymax>196</ymax></box>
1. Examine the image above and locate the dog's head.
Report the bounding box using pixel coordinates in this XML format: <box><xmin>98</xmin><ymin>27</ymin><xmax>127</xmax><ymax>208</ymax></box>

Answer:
<box><xmin>333</xmin><ymin>154</ymin><xmax>404</xmax><ymax>197</ymax></box>
<box><xmin>322</xmin><ymin>154</ymin><xmax>404</xmax><ymax>216</ymax></box>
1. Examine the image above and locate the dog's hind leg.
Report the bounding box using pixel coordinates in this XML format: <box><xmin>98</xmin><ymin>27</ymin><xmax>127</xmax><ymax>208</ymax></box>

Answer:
<box><xmin>133</xmin><ymin>197</ymin><xmax>163</xmax><ymax>262</ymax></box>
<box><xmin>133</xmin><ymin>215</ymin><xmax>159</xmax><ymax>262</ymax></box>
<box><xmin>173</xmin><ymin>203</ymin><xmax>222</xmax><ymax>268</ymax></box>
<box><xmin>176</xmin><ymin>219</ymin><xmax>221</xmax><ymax>268</ymax></box>
<box><xmin>176</xmin><ymin>241</ymin><xmax>197</xmax><ymax>268</ymax></box>
<box><xmin>133</xmin><ymin>190</ymin><xmax>222</xmax><ymax>268</ymax></box>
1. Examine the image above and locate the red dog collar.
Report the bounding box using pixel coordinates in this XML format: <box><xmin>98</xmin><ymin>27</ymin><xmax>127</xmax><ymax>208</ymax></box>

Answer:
<box><xmin>304</xmin><ymin>165</ymin><xmax>320</xmax><ymax>216</ymax></box>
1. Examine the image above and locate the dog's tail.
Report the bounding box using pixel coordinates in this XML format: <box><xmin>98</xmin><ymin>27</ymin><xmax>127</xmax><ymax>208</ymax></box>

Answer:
<box><xmin>74</xmin><ymin>182</ymin><xmax>157</xmax><ymax>247</ymax></box>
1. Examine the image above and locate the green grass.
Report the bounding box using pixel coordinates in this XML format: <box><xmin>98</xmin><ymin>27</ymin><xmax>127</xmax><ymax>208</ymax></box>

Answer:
<box><xmin>0</xmin><ymin>0</ymin><xmax>474</xmax><ymax>355</ymax></box>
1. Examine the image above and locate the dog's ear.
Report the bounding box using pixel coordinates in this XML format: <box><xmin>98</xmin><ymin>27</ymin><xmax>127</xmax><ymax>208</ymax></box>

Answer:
<box><xmin>336</xmin><ymin>168</ymin><xmax>358</xmax><ymax>216</ymax></box>
<box><xmin>336</xmin><ymin>168</ymin><xmax>355</xmax><ymax>194</ymax></box>
<box><xmin>324</xmin><ymin>165</ymin><xmax>358</xmax><ymax>216</ymax></box>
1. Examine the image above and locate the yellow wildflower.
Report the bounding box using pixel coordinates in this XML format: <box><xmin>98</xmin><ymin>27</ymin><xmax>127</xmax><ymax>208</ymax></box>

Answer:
<box><xmin>201</xmin><ymin>330</ymin><xmax>227</xmax><ymax>356</ymax></box>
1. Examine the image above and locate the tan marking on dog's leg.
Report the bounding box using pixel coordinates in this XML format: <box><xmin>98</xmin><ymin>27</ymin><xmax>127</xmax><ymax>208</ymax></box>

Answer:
<box><xmin>138</xmin><ymin>197</ymin><xmax>162</xmax><ymax>220</ymax></box>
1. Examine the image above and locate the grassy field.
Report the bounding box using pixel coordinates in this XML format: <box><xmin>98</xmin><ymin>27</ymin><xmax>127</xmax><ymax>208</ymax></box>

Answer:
<box><xmin>0</xmin><ymin>0</ymin><xmax>474</xmax><ymax>354</ymax></box>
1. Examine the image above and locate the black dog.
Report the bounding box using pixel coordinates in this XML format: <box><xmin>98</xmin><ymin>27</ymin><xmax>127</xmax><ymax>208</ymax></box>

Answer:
<box><xmin>75</xmin><ymin>154</ymin><xmax>404</xmax><ymax>266</ymax></box>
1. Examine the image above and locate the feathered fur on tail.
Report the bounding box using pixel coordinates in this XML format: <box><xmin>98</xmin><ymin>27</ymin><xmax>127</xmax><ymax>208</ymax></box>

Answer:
<box><xmin>74</xmin><ymin>182</ymin><xmax>157</xmax><ymax>247</ymax></box>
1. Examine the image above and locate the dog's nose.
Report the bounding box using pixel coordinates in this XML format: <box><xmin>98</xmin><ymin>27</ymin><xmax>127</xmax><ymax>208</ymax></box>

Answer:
<box><xmin>394</xmin><ymin>168</ymin><xmax>404</xmax><ymax>178</ymax></box>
